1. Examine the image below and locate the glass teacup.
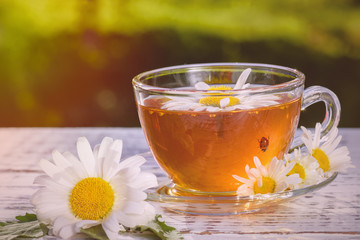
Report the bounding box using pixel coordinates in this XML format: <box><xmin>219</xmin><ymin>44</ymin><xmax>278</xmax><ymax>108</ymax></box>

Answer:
<box><xmin>132</xmin><ymin>63</ymin><xmax>340</xmax><ymax>195</ymax></box>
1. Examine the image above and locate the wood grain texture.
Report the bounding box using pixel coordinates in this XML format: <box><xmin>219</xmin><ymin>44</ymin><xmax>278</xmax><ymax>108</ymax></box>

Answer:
<box><xmin>0</xmin><ymin>128</ymin><xmax>359</xmax><ymax>240</ymax></box>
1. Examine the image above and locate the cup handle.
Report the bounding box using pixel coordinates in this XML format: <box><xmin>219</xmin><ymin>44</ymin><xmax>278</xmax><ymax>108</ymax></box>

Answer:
<box><xmin>290</xmin><ymin>86</ymin><xmax>341</xmax><ymax>151</ymax></box>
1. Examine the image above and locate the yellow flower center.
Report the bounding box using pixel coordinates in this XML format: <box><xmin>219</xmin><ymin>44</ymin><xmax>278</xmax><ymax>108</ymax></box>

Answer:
<box><xmin>199</xmin><ymin>86</ymin><xmax>240</xmax><ymax>107</ymax></box>
<box><xmin>288</xmin><ymin>163</ymin><xmax>306</xmax><ymax>180</ymax></box>
<box><xmin>70</xmin><ymin>177</ymin><xmax>115</xmax><ymax>220</ymax></box>
<box><xmin>312</xmin><ymin>148</ymin><xmax>330</xmax><ymax>172</ymax></box>
<box><xmin>253</xmin><ymin>176</ymin><xmax>276</xmax><ymax>194</ymax></box>
<box><xmin>207</xmin><ymin>86</ymin><xmax>232</xmax><ymax>91</ymax></box>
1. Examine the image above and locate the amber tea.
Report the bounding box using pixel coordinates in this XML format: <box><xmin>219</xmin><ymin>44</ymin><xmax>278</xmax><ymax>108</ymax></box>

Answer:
<box><xmin>138</xmin><ymin>95</ymin><xmax>301</xmax><ymax>193</ymax></box>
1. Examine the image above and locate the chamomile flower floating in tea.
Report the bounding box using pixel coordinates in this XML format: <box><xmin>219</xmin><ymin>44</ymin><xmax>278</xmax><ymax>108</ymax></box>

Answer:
<box><xmin>31</xmin><ymin>137</ymin><xmax>158</xmax><ymax>240</ymax></box>
<box><xmin>285</xmin><ymin>148</ymin><xmax>323</xmax><ymax>188</ymax></box>
<box><xmin>232</xmin><ymin>156</ymin><xmax>302</xmax><ymax>196</ymax></box>
<box><xmin>161</xmin><ymin>68</ymin><xmax>280</xmax><ymax>112</ymax></box>
<box><xmin>301</xmin><ymin>123</ymin><xmax>353</xmax><ymax>175</ymax></box>
<box><xmin>194</xmin><ymin>67</ymin><xmax>251</xmax><ymax>91</ymax></box>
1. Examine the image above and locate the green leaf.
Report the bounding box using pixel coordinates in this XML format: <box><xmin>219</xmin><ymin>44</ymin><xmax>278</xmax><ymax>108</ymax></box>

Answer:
<box><xmin>135</xmin><ymin>215</ymin><xmax>183</xmax><ymax>240</ymax></box>
<box><xmin>0</xmin><ymin>213</ymin><xmax>48</xmax><ymax>240</ymax></box>
<box><xmin>15</xmin><ymin>213</ymin><xmax>37</xmax><ymax>223</ymax></box>
<box><xmin>154</xmin><ymin>215</ymin><xmax>176</xmax><ymax>232</ymax></box>
<box><xmin>39</xmin><ymin>223</ymin><xmax>49</xmax><ymax>236</ymax></box>
<box><xmin>0</xmin><ymin>221</ymin><xmax>46</xmax><ymax>240</ymax></box>
<box><xmin>81</xmin><ymin>215</ymin><xmax>182</xmax><ymax>240</ymax></box>
<box><xmin>81</xmin><ymin>225</ymin><xmax>109</xmax><ymax>240</ymax></box>
<box><xmin>0</xmin><ymin>213</ymin><xmax>180</xmax><ymax>239</ymax></box>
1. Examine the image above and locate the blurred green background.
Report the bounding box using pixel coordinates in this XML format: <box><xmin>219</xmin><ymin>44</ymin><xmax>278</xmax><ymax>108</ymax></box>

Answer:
<box><xmin>0</xmin><ymin>0</ymin><xmax>359</xmax><ymax>127</ymax></box>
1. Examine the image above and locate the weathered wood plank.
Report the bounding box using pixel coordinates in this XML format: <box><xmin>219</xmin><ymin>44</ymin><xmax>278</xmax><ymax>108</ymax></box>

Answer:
<box><xmin>0</xmin><ymin>128</ymin><xmax>358</xmax><ymax>239</ymax></box>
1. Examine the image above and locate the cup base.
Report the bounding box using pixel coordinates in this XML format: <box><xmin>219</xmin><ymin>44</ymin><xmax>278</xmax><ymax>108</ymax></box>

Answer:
<box><xmin>149</xmin><ymin>184</ymin><xmax>261</xmax><ymax>216</ymax></box>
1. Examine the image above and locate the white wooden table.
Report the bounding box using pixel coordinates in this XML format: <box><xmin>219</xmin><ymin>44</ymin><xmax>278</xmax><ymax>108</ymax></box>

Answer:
<box><xmin>0</xmin><ymin>128</ymin><xmax>359</xmax><ymax>239</ymax></box>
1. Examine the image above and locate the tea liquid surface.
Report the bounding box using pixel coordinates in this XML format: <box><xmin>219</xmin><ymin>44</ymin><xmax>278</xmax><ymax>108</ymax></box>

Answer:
<box><xmin>138</xmin><ymin>95</ymin><xmax>301</xmax><ymax>193</ymax></box>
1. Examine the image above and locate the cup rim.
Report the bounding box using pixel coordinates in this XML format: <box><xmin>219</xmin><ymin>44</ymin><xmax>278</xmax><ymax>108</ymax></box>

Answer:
<box><xmin>132</xmin><ymin>62</ymin><xmax>305</xmax><ymax>95</ymax></box>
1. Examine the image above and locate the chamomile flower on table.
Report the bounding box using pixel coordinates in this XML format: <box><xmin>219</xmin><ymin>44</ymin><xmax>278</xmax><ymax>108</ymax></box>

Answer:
<box><xmin>285</xmin><ymin>148</ymin><xmax>323</xmax><ymax>188</ymax></box>
<box><xmin>232</xmin><ymin>156</ymin><xmax>302</xmax><ymax>196</ymax></box>
<box><xmin>31</xmin><ymin>137</ymin><xmax>158</xmax><ymax>240</ymax></box>
<box><xmin>301</xmin><ymin>123</ymin><xmax>353</xmax><ymax>176</ymax></box>
<box><xmin>161</xmin><ymin>68</ymin><xmax>280</xmax><ymax>112</ymax></box>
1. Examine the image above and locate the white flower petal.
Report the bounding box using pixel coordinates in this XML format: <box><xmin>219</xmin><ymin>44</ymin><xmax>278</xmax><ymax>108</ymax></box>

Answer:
<box><xmin>52</xmin><ymin>150</ymin><xmax>72</xmax><ymax>169</ymax></box>
<box><xmin>98</xmin><ymin>137</ymin><xmax>114</xmax><ymax>159</ymax></box>
<box><xmin>324</xmin><ymin>127</ymin><xmax>338</xmax><ymax>144</ymax></box>
<box><xmin>61</xmin><ymin>151</ymin><xmax>88</xmax><ymax>178</ymax></box>
<box><xmin>128</xmin><ymin>172</ymin><xmax>158</xmax><ymax>190</ymax></box>
<box><xmin>195</xmin><ymin>81</ymin><xmax>210</xmax><ymax>90</ymax></box>
<box><xmin>101</xmin><ymin>140</ymin><xmax>123</xmax><ymax>180</ymax></box>
<box><xmin>268</xmin><ymin>156</ymin><xmax>278</xmax><ymax>174</ymax></box>
<box><xmin>313</xmin><ymin>123</ymin><xmax>322</xmax><ymax>148</ymax></box>
<box><xmin>127</xmin><ymin>187</ymin><xmax>148</xmax><ymax>202</ymax></box>
<box><xmin>169</xmin><ymin>104</ymin><xmax>194</xmax><ymax>111</ymax></box>
<box><xmin>37</xmin><ymin>206</ymin><xmax>72</xmax><ymax>224</ymax></box>
<box><xmin>74</xmin><ymin>220</ymin><xmax>98</xmax><ymax>232</ymax></box>
<box><xmin>77</xmin><ymin>137</ymin><xmax>96</xmax><ymax>176</ymax></box>
<box><xmin>244</xmin><ymin>164</ymin><xmax>256</xmax><ymax>180</ymax></box>
<box><xmin>31</xmin><ymin>189</ymin><xmax>70</xmax><ymax>223</ymax></box>
<box><xmin>234</xmin><ymin>68</ymin><xmax>251</xmax><ymax>90</ymax></box>
<box><xmin>162</xmin><ymin>102</ymin><xmax>181</xmax><ymax>108</ymax></box>
<box><xmin>121</xmin><ymin>201</ymin><xmax>146</xmax><ymax>215</ymax></box>
<box><xmin>274</xmin><ymin>181</ymin><xmax>288</xmax><ymax>192</ymax></box>
<box><xmin>62</xmin><ymin>151</ymin><xmax>79</xmax><ymax>162</ymax></box>
<box><xmin>254</xmin><ymin>157</ymin><xmax>267</xmax><ymax>176</ymax></box>
<box><xmin>232</xmin><ymin>175</ymin><xmax>252</xmax><ymax>184</ymax></box>
<box><xmin>282</xmin><ymin>161</ymin><xmax>295</xmax><ymax>176</ymax></box>
<box><xmin>38</xmin><ymin>159</ymin><xmax>59</xmax><ymax>178</ymax></box>
<box><xmin>286</xmin><ymin>173</ymin><xmax>302</xmax><ymax>185</ymax></box>
<box><xmin>93</xmin><ymin>144</ymin><xmax>100</xmax><ymax>159</ymax></box>
<box><xmin>115</xmin><ymin>202</ymin><xmax>155</xmax><ymax>228</ymax></box>
<box><xmin>192</xmin><ymin>106</ymin><xmax>207</xmax><ymax>112</ymax></box>
<box><xmin>249</xmin><ymin>168</ymin><xmax>261</xmax><ymax>179</ymax></box>
<box><xmin>53</xmin><ymin>216</ymin><xmax>77</xmax><ymax>239</ymax></box>
<box><xmin>118</xmin><ymin>155</ymin><xmax>146</xmax><ymax>171</ymax></box>
<box><xmin>301</xmin><ymin>127</ymin><xmax>314</xmax><ymax>153</ymax></box>
<box><xmin>102</xmin><ymin>213</ymin><xmax>124</xmax><ymax>240</ymax></box>
<box><xmin>242</xmin><ymin>83</ymin><xmax>250</xmax><ymax>89</ymax></box>
<box><xmin>322</xmin><ymin>135</ymin><xmax>342</xmax><ymax>153</ymax></box>
<box><xmin>220</xmin><ymin>97</ymin><xmax>230</xmax><ymax>108</ymax></box>
<box><xmin>236</xmin><ymin>184</ymin><xmax>254</xmax><ymax>196</ymax></box>
<box><xmin>52</xmin><ymin>170</ymin><xmax>78</xmax><ymax>187</ymax></box>
<box><xmin>33</xmin><ymin>175</ymin><xmax>70</xmax><ymax>193</ymax></box>
<box><xmin>61</xmin><ymin>165</ymin><xmax>85</xmax><ymax>184</ymax></box>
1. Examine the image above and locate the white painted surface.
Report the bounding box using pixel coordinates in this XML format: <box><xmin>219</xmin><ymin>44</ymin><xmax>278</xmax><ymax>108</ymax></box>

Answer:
<box><xmin>0</xmin><ymin>128</ymin><xmax>359</xmax><ymax>239</ymax></box>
